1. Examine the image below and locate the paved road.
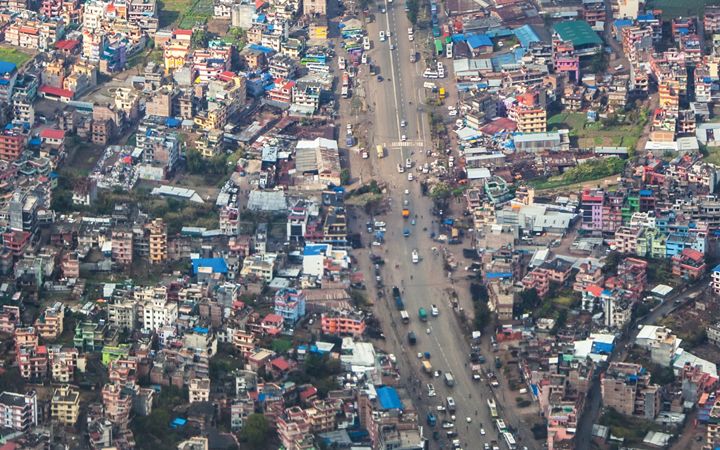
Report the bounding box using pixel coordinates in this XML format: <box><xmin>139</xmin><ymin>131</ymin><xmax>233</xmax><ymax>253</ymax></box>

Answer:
<box><xmin>348</xmin><ymin>3</ymin><xmax>540</xmax><ymax>449</ymax></box>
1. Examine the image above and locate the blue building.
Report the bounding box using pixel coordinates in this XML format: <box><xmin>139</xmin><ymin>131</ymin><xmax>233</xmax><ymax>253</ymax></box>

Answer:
<box><xmin>274</xmin><ymin>288</ymin><xmax>306</xmax><ymax>324</ymax></box>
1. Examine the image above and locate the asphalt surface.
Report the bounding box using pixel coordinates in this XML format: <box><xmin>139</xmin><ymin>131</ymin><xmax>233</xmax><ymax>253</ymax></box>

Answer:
<box><xmin>349</xmin><ymin>3</ymin><xmax>540</xmax><ymax>449</ymax></box>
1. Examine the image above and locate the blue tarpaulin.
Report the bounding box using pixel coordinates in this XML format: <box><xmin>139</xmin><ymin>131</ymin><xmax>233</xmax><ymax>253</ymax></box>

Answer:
<box><xmin>377</xmin><ymin>386</ymin><xmax>403</xmax><ymax>410</ymax></box>
<box><xmin>191</xmin><ymin>258</ymin><xmax>228</xmax><ymax>274</ymax></box>
<box><xmin>486</xmin><ymin>272</ymin><xmax>512</xmax><ymax>279</ymax></box>
<box><xmin>165</xmin><ymin>117</ymin><xmax>181</xmax><ymax>127</ymax></box>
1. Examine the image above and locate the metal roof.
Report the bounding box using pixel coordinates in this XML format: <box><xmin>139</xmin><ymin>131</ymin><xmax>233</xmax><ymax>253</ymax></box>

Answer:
<box><xmin>553</xmin><ymin>21</ymin><xmax>602</xmax><ymax>47</ymax></box>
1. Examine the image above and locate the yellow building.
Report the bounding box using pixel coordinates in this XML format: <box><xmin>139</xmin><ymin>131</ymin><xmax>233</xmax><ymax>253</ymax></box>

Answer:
<box><xmin>147</xmin><ymin>218</ymin><xmax>167</xmax><ymax>264</ymax></box>
<box><xmin>309</xmin><ymin>23</ymin><xmax>328</xmax><ymax>41</ymax></box>
<box><xmin>51</xmin><ymin>385</ymin><xmax>80</xmax><ymax>426</ymax></box>
<box><xmin>163</xmin><ymin>40</ymin><xmax>191</xmax><ymax>73</ymax></box>
<box><xmin>193</xmin><ymin>103</ymin><xmax>228</xmax><ymax>131</ymax></box>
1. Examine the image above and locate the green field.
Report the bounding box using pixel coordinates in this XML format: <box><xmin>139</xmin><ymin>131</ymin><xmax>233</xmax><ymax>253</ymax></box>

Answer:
<box><xmin>157</xmin><ymin>0</ymin><xmax>213</xmax><ymax>28</ymax></box>
<box><xmin>547</xmin><ymin>112</ymin><xmax>644</xmax><ymax>149</ymax></box>
<box><xmin>647</xmin><ymin>0</ymin><xmax>720</xmax><ymax>18</ymax></box>
<box><xmin>0</xmin><ymin>47</ymin><xmax>32</xmax><ymax>66</ymax></box>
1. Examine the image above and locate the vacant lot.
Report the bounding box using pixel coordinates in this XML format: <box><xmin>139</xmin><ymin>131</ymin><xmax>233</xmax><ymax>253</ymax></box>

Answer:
<box><xmin>0</xmin><ymin>46</ymin><xmax>33</xmax><ymax>66</ymax></box>
<box><xmin>547</xmin><ymin>112</ymin><xmax>644</xmax><ymax>149</ymax></box>
<box><xmin>158</xmin><ymin>0</ymin><xmax>192</xmax><ymax>27</ymax></box>
<box><xmin>647</xmin><ymin>0</ymin><xmax>720</xmax><ymax>18</ymax></box>
<box><xmin>178</xmin><ymin>0</ymin><xmax>214</xmax><ymax>28</ymax></box>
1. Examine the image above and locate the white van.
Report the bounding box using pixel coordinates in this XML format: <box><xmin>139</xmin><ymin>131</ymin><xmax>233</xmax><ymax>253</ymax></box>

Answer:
<box><xmin>379</xmin><ymin>31</ymin><xmax>386</xmax><ymax>42</ymax></box>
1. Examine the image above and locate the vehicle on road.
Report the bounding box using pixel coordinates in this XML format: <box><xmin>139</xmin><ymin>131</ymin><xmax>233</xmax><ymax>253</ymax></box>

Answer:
<box><xmin>400</xmin><ymin>120</ymin><xmax>407</xmax><ymax>127</ymax></box>
<box><xmin>408</xmin><ymin>172</ymin><xmax>414</xmax><ymax>181</ymax></box>
<box><xmin>379</xmin><ymin>31</ymin><xmax>386</xmax><ymax>41</ymax></box>
<box><xmin>422</xmin><ymin>360</ymin><xmax>433</xmax><ymax>374</ymax></box>
<box><xmin>446</xmin><ymin>397</ymin><xmax>456</xmax><ymax>413</ymax></box>
<box><xmin>407</xmin><ymin>331</ymin><xmax>416</xmax><ymax>345</ymax></box>
<box><xmin>431</xmin><ymin>304</ymin><xmax>439</xmax><ymax>316</ymax></box>
<box><xmin>480</xmin><ymin>428</ymin><xmax>486</xmax><ymax>435</ymax></box>
<box><xmin>436</xmin><ymin>405</ymin><xmax>446</xmax><ymax>412</ymax></box>
<box><xmin>442</xmin><ymin>421</ymin><xmax>454</xmax><ymax>429</ymax></box>
<box><xmin>466</xmin><ymin>417</ymin><xmax>472</xmax><ymax>423</ymax></box>
<box><xmin>495</xmin><ymin>357</ymin><xmax>502</xmax><ymax>369</ymax></box>
<box><xmin>419</xmin><ymin>308</ymin><xmax>428</xmax><ymax>321</ymax></box>
<box><xmin>377</xmin><ymin>75</ymin><xmax>383</xmax><ymax>81</ymax></box>
<box><xmin>389</xmin><ymin>43</ymin><xmax>395</xmax><ymax>50</ymax></box>
<box><xmin>427</xmin><ymin>412</ymin><xmax>437</xmax><ymax>426</ymax></box>
<box><xmin>400</xmin><ymin>310</ymin><xmax>410</xmax><ymax>323</ymax></box>
<box><xmin>402</xmin><ymin>208</ymin><xmax>410</xmax><ymax>218</ymax></box>
<box><xmin>405</xmin><ymin>158</ymin><xmax>412</xmax><ymax>168</ymax></box>
<box><xmin>397</xmin><ymin>163</ymin><xmax>405</xmax><ymax>173</ymax></box>
<box><xmin>401</xmin><ymin>134</ymin><xmax>407</xmax><ymax>141</ymax></box>
<box><xmin>376</xmin><ymin>144</ymin><xmax>384</xmax><ymax>158</ymax></box>
<box><xmin>403</xmin><ymin>228</ymin><xmax>410</xmax><ymax>237</ymax></box>
<box><xmin>444</xmin><ymin>372</ymin><xmax>455</xmax><ymax>387</ymax></box>
<box><xmin>412</xmin><ymin>249</ymin><xmax>419</xmax><ymax>263</ymax></box>
<box><xmin>361</xmin><ymin>150</ymin><xmax>368</xmax><ymax>159</ymax></box>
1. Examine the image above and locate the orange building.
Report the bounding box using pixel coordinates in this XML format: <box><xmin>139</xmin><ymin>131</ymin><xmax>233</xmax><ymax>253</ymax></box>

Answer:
<box><xmin>320</xmin><ymin>311</ymin><xmax>366</xmax><ymax>337</ymax></box>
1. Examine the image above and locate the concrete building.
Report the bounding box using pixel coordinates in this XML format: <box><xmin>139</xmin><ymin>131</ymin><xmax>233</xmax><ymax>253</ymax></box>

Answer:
<box><xmin>189</xmin><ymin>377</ymin><xmax>211</xmax><ymax>403</ymax></box>
<box><xmin>0</xmin><ymin>391</ymin><xmax>38</xmax><ymax>431</ymax></box>
<box><xmin>111</xmin><ymin>230</ymin><xmax>134</xmax><ymax>265</ymax></box>
<box><xmin>147</xmin><ymin>218</ymin><xmax>168</xmax><ymax>264</ymax></box>
<box><xmin>303</xmin><ymin>0</ymin><xmax>326</xmax><ymax>15</ymax></box>
<box><xmin>51</xmin><ymin>385</ymin><xmax>80</xmax><ymax>425</ymax></box>
<box><xmin>274</xmin><ymin>288</ymin><xmax>306</xmax><ymax>324</ymax></box>
<box><xmin>321</xmin><ymin>311</ymin><xmax>366</xmax><ymax>337</ymax></box>
<box><xmin>601</xmin><ymin>362</ymin><xmax>660</xmax><ymax>419</ymax></box>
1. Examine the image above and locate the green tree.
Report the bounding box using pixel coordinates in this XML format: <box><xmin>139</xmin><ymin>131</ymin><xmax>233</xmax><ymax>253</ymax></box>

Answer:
<box><xmin>340</xmin><ymin>168</ymin><xmax>351</xmax><ymax>185</ymax></box>
<box><xmin>430</xmin><ymin>182</ymin><xmax>451</xmax><ymax>200</ymax></box>
<box><xmin>239</xmin><ymin>414</ymin><xmax>269</xmax><ymax>448</ymax></box>
<box><xmin>406</xmin><ymin>0</ymin><xmax>419</xmax><ymax>24</ymax></box>
<box><xmin>191</xmin><ymin>30</ymin><xmax>208</xmax><ymax>49</ymax></box>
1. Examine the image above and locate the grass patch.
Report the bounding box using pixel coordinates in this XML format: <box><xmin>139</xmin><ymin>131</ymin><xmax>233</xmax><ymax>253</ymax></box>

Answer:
<box><xmin>0</xmin><ymin>46</ymin><xmax>33</xmax><ymax>66</ymax></box>
<box><xmin>646</xmin><ymin>0</ymin><xmax>720</xmax><ymax>18</ymax></box>
<box><xmin>547</xmin><ymin>112</ymin><xmax>645</xmax><ymax>149</ymax></box>
<box><xmin>706</xmin><ymin>147</ymin><xmax>720</xmax><ymax>166</ymax></box>
<box><xmin>178</xmin><ymin>0</ymin><xmax>214</xmax><ymax>28</ymax></box>
<box><xmin>530</xmin><ymin>157</ymin><xmax>626</xmax><ymax>191</ymax></box>
<box><xmin>157</xmin><ymin>0</ymin><xmax>192</xmax><ymax>27</ymax></box>
<box><xmin>599</xmin><ymin>408</ymin><xmax>663</xmax><ymax>444</ymax></box>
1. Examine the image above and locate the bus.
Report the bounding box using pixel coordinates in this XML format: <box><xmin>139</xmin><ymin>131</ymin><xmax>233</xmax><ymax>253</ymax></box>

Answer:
<box><xmin>487</xmin><ymin>399</ymin><xmax>498</xmax><ymax>418</ymax></box>
<box><xmin>400</xmin><ymin>310</ymin><xmax>410</xmax><ymax>324</ymax></box>
<box><xmin>495</xmin><ymin>419</ymin><xmax>507</xmax><ymax>433</ymax></box>
<box><xmin>502</xmin><ymin>432</ymin><xmax>517</xmax><ymax>450</ymax></box>
<box><xmin>376</xmin><ymin>145</ymin><xmax>384</xmax><ymax>158</ymax></box>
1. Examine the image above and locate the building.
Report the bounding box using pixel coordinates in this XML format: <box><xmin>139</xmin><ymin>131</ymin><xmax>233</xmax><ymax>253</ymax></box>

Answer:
<box><xmin>509</xmin><ymin>92</ymin><xmax>546</xmax><ymax>133</ymax></box>
<box><xmin>0</xmin><ymin>130</ymin><xmax>27</xmax><ymax>161</ymax></box>
<box><xmin>488</xmin><ymin>282</ymin><xmax>514</xmax><ymax>321</ymax></box>
<box><xmin>147</xmin><ymin>218</ymin><xmax>168</xmax><ymax>264</ymax></box>
<box><xmin>303</xmin><ymin>0</ymin><xmax>326</xmax><ymax>15</ymax></box>
<box><xmin>671</xmin><ymin>248</ymin><xmax>706</xmax><ymax>280</ymax></box>
<box><xmin>0</xmin><ymin>391</ymin><xmax>38</xmax><ymax>431</ymax></box>
<box><xmin>35</xmin><ymin>302</ymin><xmax>64</xmax><ymax>340</ymax></box>
<box><xmin>601</xmin><ymin>362</ymin><xmax>660</xmax><ymax>419</ymax></box>
<box><xmin>712</xmin><ymin>264</ymin><xmax>720</xmax><ymax>295</ymax></box>
<box><xmin>112</xmin><ymin>230</ymin><xmax>133</xmax><ymax>265</ymax></box>
<box><xmin>321</xmin><ymin>311</ymin><xmax>366</xmax><ymax>337</ymax></box>
<box><xmin>102</xmin><ymin>382</ymin><xmax>133</xmax><ymax>424</ymax></box>
<box><xmin>189</xmin><ymin>378</ymin><xmax>211</xmax><ymax>403</ymax></box>
<box><xmin>0</xmin><ymin>62</ymin><xmax>18</xmax><ymax>103</ymax></box>
<box><xmin>274</xmin><ymin>289</ymin><xmax>306</xmax><ymax>324</ymax></box>
<box><xmin>51</xmin><ymin>385</ymin><xmax>80</xmax><ymax>425</ymax></box>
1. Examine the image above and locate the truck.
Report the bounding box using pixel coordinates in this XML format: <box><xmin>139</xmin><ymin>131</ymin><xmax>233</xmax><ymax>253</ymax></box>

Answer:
<box><xmin>392</xmin><ymin>287</ymin><xmax>404</xmax><ymax>310</ymax></box>
<box><xmin>400</xmin><ymin>310</ymin><xmax>410</xmax><ymax>324</ymax></box>
<box><xmin>408</xmin><ymin>331</ymin><xmax>417</xmax><ymax>345</ymax></box>
<box><xmin>444</xmin><ymin>372</ymin><xmax>455</xmax><ymax>387</ymax></box>
<box><xmin>446</xmin><ymin>396</ymin><xmax>456</xmax><ymax>413</ymax></box>
<box><xmin>402</xmin><ymin>208</ymin><xmax>410</xmax><ymax>218</ymax></box>
<box><xmin>376</xmin><ymin>144</ymin><xmax>384</xmax><ymax>158</ymax></box>
<box><xmin>487</xmin><ymin>399</ymin><xmax>498</xmax><ymax>418</ymax></box>
<box><xmin>426</xmin><ymin>412</ymin><xmax>437</xmax><ymax>427</ymax></box>
<box><xmin>418</xmin><ymin>308</ymin><xmax>428</xmax><ymax>321</ymax></box>
<box><xmin>471</xmin><ymin>364</ymin><xmax>481</xmax><ymax>381</ymax></box>
<box><xmin>422</xmin><ymin>360</ymin><xmax>433</xmax><ymax>374</ymax></box>
<box><xmin>439</xmin><ymin>87</ymin><xmax>446</xmax><ymax>100</ymax></box>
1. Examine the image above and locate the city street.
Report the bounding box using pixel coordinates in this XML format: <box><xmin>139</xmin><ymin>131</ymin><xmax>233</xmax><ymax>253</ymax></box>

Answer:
<box><xmin>343</xmin><ymin>2</ymin><xmax>539</xmax><ymax>448</ymax></box>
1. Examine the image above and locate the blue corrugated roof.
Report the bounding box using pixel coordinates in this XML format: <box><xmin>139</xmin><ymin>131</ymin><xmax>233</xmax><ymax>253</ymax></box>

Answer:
<box><xmin>713</xmin><ymin>264</ymin><xmax>720</xmax><ymax>273</ymax></box>
<box><xmin>304</xmin><ymin>244</ymin><xmax>328</xmax><ymax>256</ymax></box>
<box><xmin>0</xmin><ymin>61</ymin><xmax>17</xmax><ymax>75</ymax></box>
<box><xmin>614</xmin><ymin>19</ymin><xmax>633</xmax><ymax>28</ymax></box>
<box><xmin>191</xmin><ymin>258</ymin><xmax>228</xmax><ymax>274</ymax></box>
<box><xmin>466</xmin><ymin>33</ymin><xmax>493</xmax><ymax>49</ymax></box>
<box><xmin>377</xmin><ymin>386</ymin><xmax>403</xmax><ymax>410</ymax></box>
<box><xmin>513</xmin><ymin>24</ymin><xmax>540</xmax><ymax>48</ymax></box>
<box><xmin>639</xmin><ymin>189</ymin><xmax>653</xmax><ymax>196</ymax></box>
<box><xmin>486</xmin><ymin>272</ymin><xmax>513</xmax><ymax>279</ymax></box>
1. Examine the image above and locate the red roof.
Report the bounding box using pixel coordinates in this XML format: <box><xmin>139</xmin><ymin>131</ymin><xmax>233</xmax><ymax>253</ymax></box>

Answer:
<box><xmin>586</xmin><ymin>284</ymin><xmax>603</xmax><ymax>297</ymax></box>
<box><xmin>299</xmin><ymin>386</ymin><xmax>318</xmax><ymax>401</ymax></box>
<box><xmin>271</xmin><ymin>357</ymin><xmax>290</xmax><ymax>371</ymax></box>
<box><xmin>175</xmin><ymin>29</ymin><xmax>193</xmax><ymax>36</ymax></box>
<box><xmin>39</xmin><ymin>85</ymin><xmax>74</xmax><ymax>99</ymax></box>
<box><xmin>19</xmin><ymin>26</ymin><xmax>38</xmax><ymax>35</ymax></box>
<box><xmin>263</xmin><ymin>313</ymin><xmax>283</xmax><ymax>323</ymax></box>
<box><xmin>40</xmin><ymin>129</ymin><xmax>65</xmax><ymax>140</ymax></box>
<box><xmin>218</xmin><ymin>71</ymin><xmax>235</xmax><ymax>81</ymax></box>
<box><xmin>55</xmin><ymin>39</ymin><xmax>80</xmax><ymax>50</ymax></box>
<box><xmin>682</xmin><ymin>248</ymin><xmax>704</xmax><ymax>262</ymax></box>
<box><xmin>480</xmin><ymin>117</ymin><xmax>517</xmax><ymax>135</ymax></box>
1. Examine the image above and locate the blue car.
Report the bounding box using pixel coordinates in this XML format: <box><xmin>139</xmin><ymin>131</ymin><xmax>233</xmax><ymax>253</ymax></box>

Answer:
<box><xmin>403</xmin><ymin>228</ymin><xmax>410</xmax><ymax>237</ymax></box>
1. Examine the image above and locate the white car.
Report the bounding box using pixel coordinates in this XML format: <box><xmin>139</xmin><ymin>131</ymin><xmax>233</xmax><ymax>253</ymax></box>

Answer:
<box><xmin>379</xmin><ymin>31</ymin><xmax>386</xmax><ymax>41</ymax></box>
<box><xmin>480</xmin><ymin>428</ymin><xmax>486</xmax><ymax>435</ymax></box>
<box><xmin>400</xmin><ymin>120</ymin><xmax>407</xmax><ymax>127</ymax></box>
<box><xmin>417</xmin><ymin>352</ymin><xmax>423</xmax><ymax>359</ymax></box>
<box><xmin>412</xmin><ymin>249</ymin><xmax>419</xmax><ymax>263</ymax></box>
<box><xmin>404</xmin><ymin>189</ymin><xmax>410</xmax><ymax>195</ymax></box>
<box><xmin>361</xmin><ymin>151</ymin><xmax>369</xmax><ymax>159</ymax></box>
<box><xmin>401</xmin><ymin>134</ymin><xmax>407</xmax><ymax>141</ymax></box>
<box><xmin>428</xmin><ymin>390</ymin><xmax>437</xmax><ymax>397</ymax></box>
<box><xmin>436</xmin><ymin>405</ymin><xmax>446</xmax><ymax>412</ymax></box>
<box><xmin>407</xmin><ymin>172</ymin><xmax>414</xmax><ymax>181</ymax></box>
<box><xmin>434</xmin><ymin>371</ymin><xmax>440</xmax><ymax>377</ymax></box>
<box><xmin>390</xmin><ymin>43</ymin><xmax>395</xmax><ymax>50</ymax></box>
<box><xmin>346</xmin><ymin>123</ymin><xmax>352</xmax><ymax>131</ymax></box>
<box><xmin>405</xmin><ymin>158</ymin><xmax>412</xmax><ymax>168</ymax></box>
<box><xmin>431</xmin><ymin>305</ymin><xmax>439</xmax><ymax>316</ymax></box>
<box><xmin>466</xmin><ymin>417</ymin><xmax>472</xmax><ymax>423</ymax></box>
<box><xmin>449</xmin><ymin>109</ymin><xmax>457</xmax><ymax>116</ymax></box>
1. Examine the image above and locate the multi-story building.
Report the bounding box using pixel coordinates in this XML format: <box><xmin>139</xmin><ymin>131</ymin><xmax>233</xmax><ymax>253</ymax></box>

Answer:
<box><xmin>49</xmin><ymin>346</ymin><xmax>78</xmax><ymax>382</ymax></box>
<box><xmin>274</xmin><ymin>289</ymin><xmax>306</xmax><ymax>324</ymax></box>
<box><xmin>509</xmin><ymin>92</ymin><xmax>547</xmax><ymax>133</ymax></box>
<box><xmin>320</xmin><ymin>311</ymin><xmax>366</xmax><ymax>337</ymax></box>
<box><xmin>102</xmin><ymin>382</ymin><xmax>133</xmax><ymax>424</ymax></box>
<box><xmin>711</xmin><ymin>264</ymin><xmax>720</xmax><ymax>295</ymax></box>
<box><xmin>18</xmin><ymin>347</ymin><xmax>48</xmax><ymax>381</ymax></box>
<box><xmin>147</xmin><ymin>218</ymin><xmax>168</xmax><ymax>264</ymax></box>
<box><xmin>189</xmin><ymin>378</ymin><xmax>211</xmax><ymax>403</ymax></box>
<box><xmin>35</xmin><ymin>302</ymin><xmax>64</xmax><ymax>340</ymax></box>
<box><xmin>303</xmin><ymin>0</ymin><xmax>326</xmax><ymax>15</ymax></box>
<box><xmin>522</xmin><ymin>268</ymin><xmax>550</xmax><ymax>298</ymax></box>
<box><xmin>51</xmin><ymin>385</ymin><xmax>80</xmax><ymax>425</ymax></box>
<box><xmin>601</xmin><ymin>362</ymin><xmax>660</xmax><ymax>419</ymax></box>
<box><xmin>706</xmin><ymin>6</ymin><xmax>720</xmax><ymax>34</ymax></box>
<box><xmin>671</xmin><ymin>248</ymin><xmax>707</xmax><ymax>280</ymax></box>
<box><xmin>111</xmin><ymin>229</ymin><xmax>133</xmax><ymax>265</ymax></box>
<box><xmin>573</xmin><ymin>262</ymin><xmax>605</xmax><ymax>293</ymax></box>
<box><xmin>108</xmin><ymin>300</ymin><xmax>138</xmax><ymax>331</ymax></box>
<box><xmin>0</xmin><ymin>391</ymin><xmax>38</xmax><ymax>431</ymax></box>
<box><xmin>0</xmin><ymin>129</ymin><xmax>27</xmax><ymax>161</ymax></box>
